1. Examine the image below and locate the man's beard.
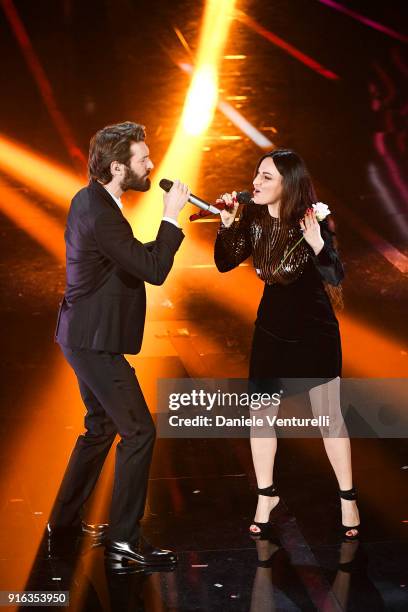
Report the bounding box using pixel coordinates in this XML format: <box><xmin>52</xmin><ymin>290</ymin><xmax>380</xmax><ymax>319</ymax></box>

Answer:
<box><xmin>120</xmin><ymin>166</ymin><xmax>151</xmax><ymax>192</ymax></box>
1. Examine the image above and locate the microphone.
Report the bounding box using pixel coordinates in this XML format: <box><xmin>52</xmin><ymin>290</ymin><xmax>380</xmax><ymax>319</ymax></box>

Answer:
<box><xmin>234</xmin><ymin>191</ymin><xmax>253</xmax><ymax>205</ymax></box>
<box><xmin>189</xmin><ymin>190</ymin><xmax>252</xmax><ymax>222</ymax></box>
<box><xmin>159</xmin><ymin>178</ymin><xmax>223</xmax><ymax>215</ymax></box>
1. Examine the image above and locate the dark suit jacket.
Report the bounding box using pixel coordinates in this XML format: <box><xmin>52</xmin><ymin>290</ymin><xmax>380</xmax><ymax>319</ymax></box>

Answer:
<box><xmin>55</xmin><ymin>180</ymin><xmax>184</xmax><ymax>354</ymax></box>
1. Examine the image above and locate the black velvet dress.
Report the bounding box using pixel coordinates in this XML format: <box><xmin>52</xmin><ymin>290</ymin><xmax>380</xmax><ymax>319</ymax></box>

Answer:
<box><xmin>214</xmin><ymin>205</ymin><xmax>344</xmax><ymax>391</ymax></box>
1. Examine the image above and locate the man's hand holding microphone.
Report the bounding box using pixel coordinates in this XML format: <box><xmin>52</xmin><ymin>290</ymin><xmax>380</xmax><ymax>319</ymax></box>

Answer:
<box><xmin>163</xmin><ymin>179</ymin><xmax>191</xmax><ymax>225</ymax></box>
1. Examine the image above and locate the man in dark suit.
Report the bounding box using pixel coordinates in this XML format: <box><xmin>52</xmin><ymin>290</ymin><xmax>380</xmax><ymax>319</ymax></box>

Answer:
<box><xmin>51</xmin><ymin>121</ymin><xmax>189</xmax><ymax>567</ymax></box>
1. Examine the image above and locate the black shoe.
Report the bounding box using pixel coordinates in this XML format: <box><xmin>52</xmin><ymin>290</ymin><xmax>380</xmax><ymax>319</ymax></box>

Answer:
<box><xmin>46</xmin><ymin>521</ymin><xmax>108</xmax><ymax>540</ymax></box>
<box><xmin>105</xmin><ymin>537</ymin><xmax>177</xmax><ymax>568</ymax></box>
<box><xmin>42</xmin><ymin>522</ymin><xmax>108</xmax><ymax>559</ymax></box>
<box><xmin>249</xmin><ymin>484</ymin><xmax>283</xmax><ymax>538</ymax></box>
<box><xmin>339</xmin><ymin>487</ymin><xmax>360</xmax><ymax>542</ymax></box>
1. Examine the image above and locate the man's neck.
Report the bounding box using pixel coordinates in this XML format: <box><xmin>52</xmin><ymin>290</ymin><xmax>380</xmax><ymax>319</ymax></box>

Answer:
<box><xmin>99</xmin><ymin>179</ymin><xmax>123</xmax><ymax>199</ymax></box>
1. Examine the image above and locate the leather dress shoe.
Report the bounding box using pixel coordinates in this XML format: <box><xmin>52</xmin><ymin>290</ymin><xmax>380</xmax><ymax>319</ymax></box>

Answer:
<box><xmin>46</xmin><ymin>521</ymin><xmax>108</xmax><ymax>539</ymax></box>
<box><xmin>41</xmin><ymin>522</ymin><xmax>108</xmax><ymax>559</ymax></box>
<box><xmin>105</xmin><ymin>538</ymin><xmax>177</xmax><ymax>567</ymax></box>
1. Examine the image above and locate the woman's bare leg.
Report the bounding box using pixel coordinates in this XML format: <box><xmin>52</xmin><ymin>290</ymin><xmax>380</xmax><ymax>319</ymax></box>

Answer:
<box><xmin>309</xmin><ymin>378</ymin><xmax>360</xmax><ymax>537</ymax></box>
<box><xmin>250</xmin><ymin>408</ymin><xmax>280</xmax><ymax>532</ymax></box>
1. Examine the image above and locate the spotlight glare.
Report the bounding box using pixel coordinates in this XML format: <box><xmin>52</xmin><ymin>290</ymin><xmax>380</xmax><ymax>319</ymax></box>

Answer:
<box><xmin>182</xmin><ymin>65</ymin><xmax>218</xmax><ymax>135</ymax></box>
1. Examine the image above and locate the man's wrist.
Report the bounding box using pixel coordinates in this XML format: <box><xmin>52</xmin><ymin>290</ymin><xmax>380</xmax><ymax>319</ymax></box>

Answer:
<box><xmin>162</xmin><ymin>216</ymin><xmax>180</xmax><ymax>229</ymax></box>
<box><xmin>163</xmin><ymin>208</ymin><xmax>180</xmax><ymax>220</ymax></box>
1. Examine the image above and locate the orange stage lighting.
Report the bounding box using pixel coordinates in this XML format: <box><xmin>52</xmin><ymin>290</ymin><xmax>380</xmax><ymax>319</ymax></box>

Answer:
<box><xmin>0</xmin><ymin>178</ymin><xmax>65</xmax><ymax>261</ymax></box>
<box><xmin>0</xmin><ymin>134</ymin><xmax>83</xmax><ymax>208</ymax></box>
<box><xmin>130</xmin><ymin>0</ymin><xmax>236</xmax><ymax>239</ymax></box>
<box><xmin>0</xmin><ymin>352</ymin><xmax>81</xmax><ymax>595</ymax></box>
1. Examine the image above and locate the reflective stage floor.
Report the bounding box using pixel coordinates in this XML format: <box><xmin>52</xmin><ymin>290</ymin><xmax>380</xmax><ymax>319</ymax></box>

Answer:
<box><xmin>0</xmin><ymin>0</ymin><xmax>407</xmax><ymax>610</ymax></box>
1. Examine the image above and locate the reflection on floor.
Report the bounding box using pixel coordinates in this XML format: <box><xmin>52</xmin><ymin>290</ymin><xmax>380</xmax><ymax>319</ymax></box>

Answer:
<box><xmin>0</xmin><ymin>422</ymin><xmax>407</xmax><ymax>610</ymax></box>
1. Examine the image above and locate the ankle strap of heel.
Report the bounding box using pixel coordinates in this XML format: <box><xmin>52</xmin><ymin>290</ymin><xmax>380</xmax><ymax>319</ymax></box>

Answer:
<box><xmin>339</xmin><ymin>487</ymin><xmax>357</xmax><ymax>500</ymax></box>
<box><xmin>257</xmin><ymin>484</ymin><xmax>277</xmax><ymax>497</ymax></box>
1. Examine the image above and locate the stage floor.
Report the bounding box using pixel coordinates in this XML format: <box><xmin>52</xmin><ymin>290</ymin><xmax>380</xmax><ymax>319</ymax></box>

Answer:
<box><xmin>0</xmin><ymin>0</ymin><xmax>407</xmax><ymax>609</ymax></box>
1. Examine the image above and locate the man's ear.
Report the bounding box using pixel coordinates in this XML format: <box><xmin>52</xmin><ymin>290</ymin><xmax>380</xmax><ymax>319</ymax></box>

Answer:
<box><xmin>110</xmin><ymin>160</ymin><xmax>122</xmax><ymax>176</ymax></box>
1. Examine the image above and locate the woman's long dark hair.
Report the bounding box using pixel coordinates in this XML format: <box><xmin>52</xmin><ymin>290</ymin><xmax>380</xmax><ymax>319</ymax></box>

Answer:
<box><xmin>255</xmin><ymin>149</ymin><xmax>316</xmax><ymax>226</ymax></box>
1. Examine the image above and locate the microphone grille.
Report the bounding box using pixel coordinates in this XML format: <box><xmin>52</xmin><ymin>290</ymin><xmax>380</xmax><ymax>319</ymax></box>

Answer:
<box><xmin>237</xmin><ymin>191</ymin><xmax>252</xmax><ymax>205</ymax></box>
<box><xmin>159</xmin><ymin>178</ymin><xmax>173</xmax><ymax>192</ymax></box>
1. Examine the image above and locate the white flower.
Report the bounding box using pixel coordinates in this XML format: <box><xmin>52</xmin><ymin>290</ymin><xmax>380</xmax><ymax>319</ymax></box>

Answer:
<box><xmin>312</xmin><ymin>201</ymin><xmax>331</xmax><ymax>221</ymax></box>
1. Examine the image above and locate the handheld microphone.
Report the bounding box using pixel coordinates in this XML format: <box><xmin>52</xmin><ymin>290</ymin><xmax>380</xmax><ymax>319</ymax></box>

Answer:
<box><xmin>234</xmin><ymin>191</ymin><xmax>253</xmax><ymax>205</ymax></box>
<box><xmin>159</xmin><ymin>178</ymin><xmax>223</xmax><ymax>215</ymax></box>
<box><xmin>189</xmin><ymin>190</ymin><xmax>253</xmax><ymax>221</ymax></box>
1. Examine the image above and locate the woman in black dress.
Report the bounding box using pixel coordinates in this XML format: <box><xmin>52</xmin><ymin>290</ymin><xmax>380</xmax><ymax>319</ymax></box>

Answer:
<box><xmin>214</xmin><ymin>149</ymin><xmax>360</xmax><ymax>541</ymax></box>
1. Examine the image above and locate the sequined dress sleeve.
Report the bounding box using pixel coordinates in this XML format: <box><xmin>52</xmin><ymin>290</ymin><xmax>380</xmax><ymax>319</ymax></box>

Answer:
<box><xmin>214</xmin><ymin>205</ymin><xmax>252</xmax><ymax>272</ymax></box>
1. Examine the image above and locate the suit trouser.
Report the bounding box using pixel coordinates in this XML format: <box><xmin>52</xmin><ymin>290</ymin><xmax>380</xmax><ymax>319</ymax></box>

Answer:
<box><xmin>50</xmin><ymin>345</ymin><xmax>156</xmax><ymax>541</ymax></box>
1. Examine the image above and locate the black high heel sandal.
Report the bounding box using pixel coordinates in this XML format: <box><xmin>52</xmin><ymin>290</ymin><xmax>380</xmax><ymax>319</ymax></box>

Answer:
<box><xmin>249</xmin><ymin>484</ymin><xmax>281</xmax><ymax>538</ymax></box>
<box><xmin>339</xmin><ymin>487</ymin><xmax>360</xmax><ymax>541</ymax></box>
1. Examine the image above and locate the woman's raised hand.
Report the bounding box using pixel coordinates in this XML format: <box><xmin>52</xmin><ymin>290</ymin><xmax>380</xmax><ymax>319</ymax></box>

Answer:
<box><xmin>299</xmin><ymin>208</ymin><xmax>324</xmax><ymax>255</ymax></box>
<box><xmin>218</xmin><ymin>191</ymin><xmax>239</xmax><ymax>228</ymax></box>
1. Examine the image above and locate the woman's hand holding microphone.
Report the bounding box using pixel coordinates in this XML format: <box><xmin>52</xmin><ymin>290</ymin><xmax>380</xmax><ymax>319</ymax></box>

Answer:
<box><xmin>218</xmin><ymin>191</ymin><xmax>240</xmax><ymax>228</ymax></box>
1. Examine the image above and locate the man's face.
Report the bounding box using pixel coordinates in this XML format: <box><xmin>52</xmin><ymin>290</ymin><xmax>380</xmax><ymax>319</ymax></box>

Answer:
<box><xmin>120</xmin><ymin>141</ymin><xmax>154</xmax><ymax>192</ymax></box>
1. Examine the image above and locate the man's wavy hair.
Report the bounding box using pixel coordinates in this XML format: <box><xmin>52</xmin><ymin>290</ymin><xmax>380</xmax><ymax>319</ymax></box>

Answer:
<box><xmin>88</xmin><ymin>121</ymin><xmax>146</xmax><ymax>183</ymax></box>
